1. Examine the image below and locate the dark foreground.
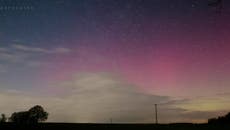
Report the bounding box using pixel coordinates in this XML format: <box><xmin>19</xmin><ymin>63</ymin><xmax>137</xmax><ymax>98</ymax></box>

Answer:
<box><xmin>0</xmin><ymin>123</ymin><xmax>229</xmax><ymax>130</ymax></box>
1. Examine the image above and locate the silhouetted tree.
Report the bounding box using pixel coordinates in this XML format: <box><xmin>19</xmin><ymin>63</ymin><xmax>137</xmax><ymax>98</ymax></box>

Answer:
<box><xmin>10</xmin><ymin>105</ymin><xmax>48</xmax><ymax>124</ymax></box>
<box><xmin>0</xmin><ymin>114</ymin><xmax>7</xmax><ymax>123</ymax></box>
<box><xmin>208</xmin><ymin>112</ymin><xmax>230</xmax><ymax>124</ymax></box>
<box><xmin>10</xmin><ymin>111</ymin><xmax>30</xmax><ymax>124</ymax></box>
<box><xmin>28</xmin><ymin>105</ymin><xmax>48</xmax><ymax>123</ymax></box>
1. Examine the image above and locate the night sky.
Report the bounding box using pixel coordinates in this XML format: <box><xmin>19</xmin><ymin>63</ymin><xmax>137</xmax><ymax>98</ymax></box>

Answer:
<box><xmin>0</xmin><ymin>0</ymin><xmax>230</xmax><ymax>123</ymax></box>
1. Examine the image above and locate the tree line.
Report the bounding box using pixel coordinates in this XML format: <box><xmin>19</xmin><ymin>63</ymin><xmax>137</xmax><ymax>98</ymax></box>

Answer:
<box><xmin>1</xmin><ymin>105</ymin><xmax>230</xmax><ymax>124</ymax></box>
<box><xmin>208</xmin><ymin>112</ymin><xmax>230</xmax><ymax>124</ymax></box>
<box><xmin>0</xmin><ymin>105</ymin><xmax>48</xmax><ymax>124</ymax></box>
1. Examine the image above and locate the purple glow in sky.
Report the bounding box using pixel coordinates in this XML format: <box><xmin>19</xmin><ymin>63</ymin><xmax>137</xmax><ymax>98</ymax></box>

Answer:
<box><xmin>0</xmin><ymin>0</ymin><xmax>230</xmax><ymax>123</ymax></box>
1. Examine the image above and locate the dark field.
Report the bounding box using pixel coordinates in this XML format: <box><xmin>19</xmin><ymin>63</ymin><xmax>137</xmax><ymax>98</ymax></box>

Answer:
<box><xmin>0</xmin><ymin>123</ymin><xmax>229</xmax><ymax>130</ymax></box>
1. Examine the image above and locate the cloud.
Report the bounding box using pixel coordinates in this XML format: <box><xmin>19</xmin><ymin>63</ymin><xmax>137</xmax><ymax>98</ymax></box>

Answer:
<box><xmin>0</xmin><ymin>47</ymin><xmax>8</xmax><ymax>52</ymax></box>
<box><xmin>11</xmin><ymin>44</ymin><xmax>71</xmax><ymax>54</ymax></box>
<box><xmin>53</xmin><ymin>47</ymin><xmax>71</xmax><ymax>53</ymax></box>
<box><xmin>11</xmin><ymin>44</ymin><xmax>48</xmax><ymax>53</ymax></box>
<box><xmin>176</xmin><ymin>97</ymin><xmax>230</xmax><ymax>112</ymax></box>
<box><xmin>53</xmin><ymin>72</ymin><xmax>172</xmax><ymax>123</ymax></box>
<box><xmin>0</xmin><ymin>72</ymin><xmax>171</xmax><ymax>123</ymax></box>
<box><xmin>0</xmin><ymin>52</ymin><xmax>28</xmax><ymax>63</ymax></box>
<box><xmin>0</xmin><ymin>44</ymin><xmax>71</xmax><ymax>69</ymax></box>
<box><xmin>26</xmin><ymin>61</ymin><xmax>47</xmax><ymax>67</ymax></box>
<box><xmin>0</xmin><ymin>72</ymin><xmax>225</xmax><ymax>123</ymax></box>
<box><xmin>0</xmin><ymin>64</ymin><xmax>7</xmax><ymax>73</ymax></box>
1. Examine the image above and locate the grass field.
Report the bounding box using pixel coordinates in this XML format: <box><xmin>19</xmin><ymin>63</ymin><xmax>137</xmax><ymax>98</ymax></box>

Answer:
<box><xmin>0</xmin><ymin>123</ymin><xmax>229</xmax><ymax>130</ymax></box>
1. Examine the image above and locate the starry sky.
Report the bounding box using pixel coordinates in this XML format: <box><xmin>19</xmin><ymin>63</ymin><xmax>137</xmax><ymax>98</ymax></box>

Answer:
<box><xmin>0</xmin><ymin>0</ymin><xmax>230</xmax><ymax>123</ymax></box>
